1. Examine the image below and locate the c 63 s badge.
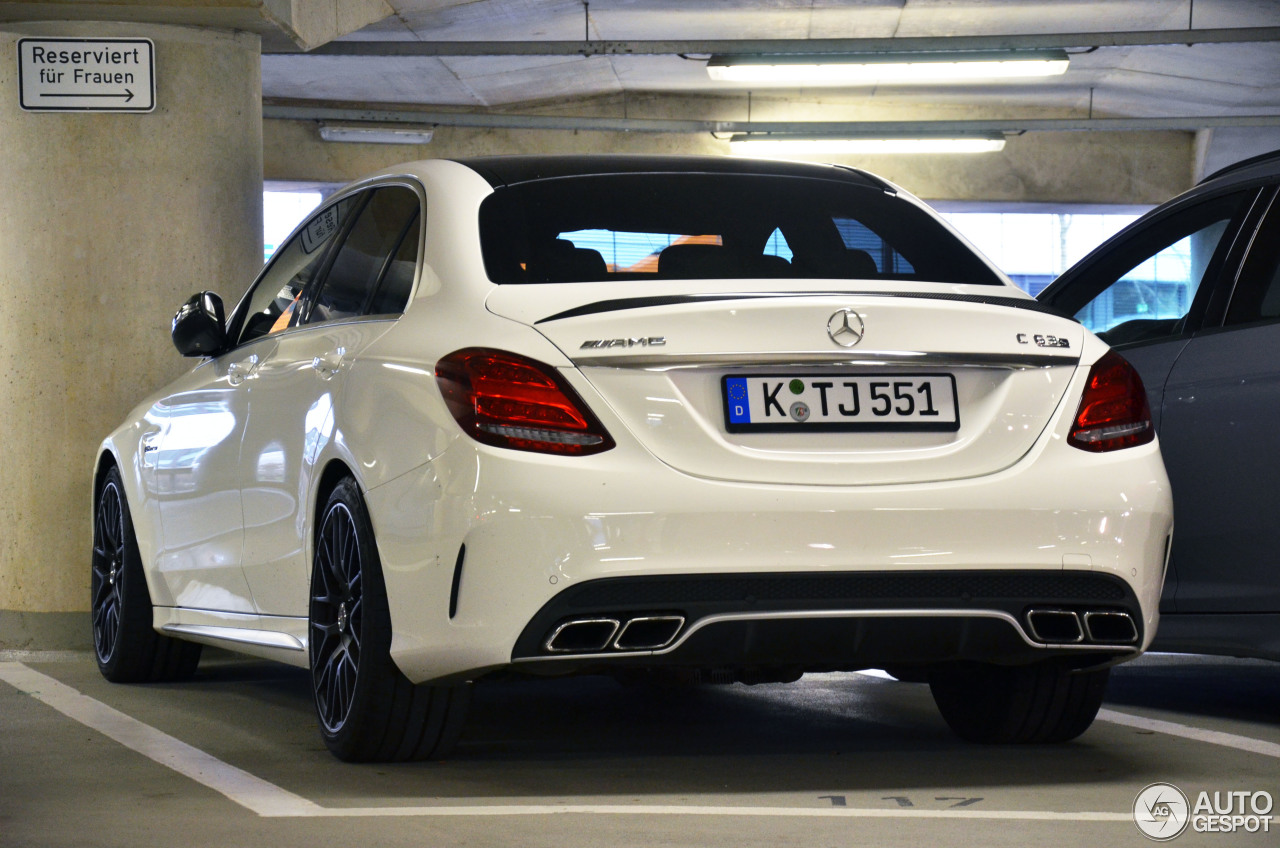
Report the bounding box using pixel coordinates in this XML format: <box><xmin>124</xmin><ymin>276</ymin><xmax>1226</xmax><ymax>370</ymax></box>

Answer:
<box><xmin>1017</xmin><ymin>333</ymin><xmax>1070</xmax><ymax>349</ymax></box>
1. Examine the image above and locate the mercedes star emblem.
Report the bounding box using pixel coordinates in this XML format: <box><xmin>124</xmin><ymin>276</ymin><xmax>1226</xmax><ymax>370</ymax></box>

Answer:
<box><xmin>827</xmin><ymin>309</ymin><xmax>865</xmax><ymax>347</ymax></box>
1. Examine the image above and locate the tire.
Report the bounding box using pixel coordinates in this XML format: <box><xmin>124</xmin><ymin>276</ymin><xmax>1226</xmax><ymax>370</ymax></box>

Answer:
<box><xmin>928</xmin><ymin>659</ymin><xmax>1109</xmax><ymax>744</ymax></box>
<box><xmin>309</xmin><ymin>477</ymin><xmax>469</xmax><ymax>762</ymax></box>
<box><xmin>91</xmin><ymin>466</ymin><xmax>202</xmax><ymax>682</ymax></box>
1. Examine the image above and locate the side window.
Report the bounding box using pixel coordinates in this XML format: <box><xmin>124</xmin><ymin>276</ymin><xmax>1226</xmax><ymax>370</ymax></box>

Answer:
<box><xmin>304</xmin><ymin>186</ymin><xmax>421</xmax><ymax>325</ymax></box>
<box><xmin>1076</xmin><ymin>221</ymin><xmax>1229</xmax><ymax>337</ymax></box>
<box><xmin>367</xmin><ymin>208</ymin><xmax>421</xmax><ymax>315</ymax></box>
<box><xmin>1065</xmin><ymin>192</ymin><xmax>1251</xmax><ymax>346</ymax></box>
<box><xmin>1224</xmin><ymin>189</ymin><xmax>1280</xmax><ymax>327</ymax></box>
<box><xmin>235</xmin><ymin>195</ymin><xmax>359</xmax><ymax>346</ymax></box>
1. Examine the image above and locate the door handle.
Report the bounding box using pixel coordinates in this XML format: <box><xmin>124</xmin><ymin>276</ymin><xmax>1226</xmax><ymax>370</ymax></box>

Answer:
<box><xmin>312</xmin><ymin>347</ymin><xmax>346</xmax><ymax>379</ymax></box>
<box><xmin>228</xmin><ymin>354</ymin><xmax>260</xmax><ymax>386</ymax></box>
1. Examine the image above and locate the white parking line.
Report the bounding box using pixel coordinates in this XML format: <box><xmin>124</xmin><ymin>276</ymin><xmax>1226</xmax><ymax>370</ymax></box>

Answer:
<box><xmin>852</xmin><ymin>671</ymin><xmax>1280</xmax><ymax>761</ymax></box>
<box><xmin>305</xmin><ymin>806</ymin><xmax>1132</xmax><ymax>820</ymax></box>
<box><xmin>2</xmin><ymin>661</ymin><xmax>1271</xmax><ymax>821</ymax></box>
<box><xmin>0</xmin><ymin>663</ymin><xmax>320</xmax><ymax>817</ymax></box>
<box><xmin>1097</xmin><ymin>708</ymin><xmax>1280</xmax><ymax>759</ymax></box>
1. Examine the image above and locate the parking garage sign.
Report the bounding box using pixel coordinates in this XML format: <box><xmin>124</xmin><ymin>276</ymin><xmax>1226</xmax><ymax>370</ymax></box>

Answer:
<box><xmin>18</xmin><ymin>38</ymin><xmax>155</xmax><ymax>112</ymax></box>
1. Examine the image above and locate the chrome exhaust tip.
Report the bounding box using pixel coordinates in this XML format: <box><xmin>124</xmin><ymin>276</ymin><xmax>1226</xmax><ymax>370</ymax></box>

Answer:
<box><xmin>613</xmin><ymin>615</ymin><xmax>685</xmax><ymax>651</ymax></box>
<box><xmin>545</xmin><ymin>618</ymin><xmax>620</xmax><ymax>653</ymax></box>
<box><xmin>1083</xmin><ymin>610</ymin><xmax>1139</xmax><ymax>644</ymax></box>
<box><xmin>1026</xmin><ymin>609</ymin><xmax>1084</xmax><ymax>644</ymax></box>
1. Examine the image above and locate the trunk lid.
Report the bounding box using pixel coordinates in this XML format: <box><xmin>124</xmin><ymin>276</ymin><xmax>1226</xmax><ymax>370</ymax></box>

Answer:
<box><xmin>487</xmin><ymin>282</ymin><xmax>1084</xmax><ymax>486</ymax></box>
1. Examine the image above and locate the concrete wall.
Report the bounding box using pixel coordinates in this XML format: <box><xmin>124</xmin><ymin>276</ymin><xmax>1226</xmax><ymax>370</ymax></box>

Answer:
<box><xmin>0</xmin><ymin>21</ymin><xmax>263</xmax><ymax>649</ymax></box>
<box><xmin>1196</xmin><ymin>127</ymin><xmax>1280</xmax><ymax>182</ymax></box>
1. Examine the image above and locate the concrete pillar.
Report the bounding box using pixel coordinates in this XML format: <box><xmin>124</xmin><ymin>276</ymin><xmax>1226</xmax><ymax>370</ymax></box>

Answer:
<box><xmin>0</xmin><ymin>21</ymin><xmax>263</xmax><ymax>649</ymax></box>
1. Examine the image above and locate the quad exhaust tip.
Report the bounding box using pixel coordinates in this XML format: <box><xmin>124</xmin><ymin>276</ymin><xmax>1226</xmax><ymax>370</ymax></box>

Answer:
<box><xmin>545</xmin><ymin>614</ymin><xmax>685</xmax><ymax>654</ymax></box>
<box><xmin>613</xmin><ymin>615</ymin><xmax>685</xmax><ymax>651</ymax></box>
<box><xmin>1083</xmin><ymin>610</ymin><xmax>1139</xmax><ymax>644</ymax></box>
<box><xmin>545</xmin><ymin>608</ymin><xmax>1137</xmax><ymax>655</ymax></box>
<box><xmin>545</xmin><ymin>618</ymin><xmax>620</xmax><ymax>653</ymax></box>
<box><xmin>1026</xmin><ymin>608</ymin><xmax>1138</xmax><ymax>645</ymax></box>
<box><xmin>1026</xmin><ymin>609</ymin><xmax>1084</xmax><ymax>644</ymax></box>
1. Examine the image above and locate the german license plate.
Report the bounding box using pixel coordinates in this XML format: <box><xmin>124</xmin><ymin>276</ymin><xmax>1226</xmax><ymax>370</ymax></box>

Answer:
<box><xmin>723</xmin><ymin>373</ymin><xmax>959</xmax><ymax>432</ymax></box>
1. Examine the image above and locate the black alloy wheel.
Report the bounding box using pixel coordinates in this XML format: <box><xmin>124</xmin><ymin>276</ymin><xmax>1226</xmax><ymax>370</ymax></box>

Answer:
<box><xmin>308</xmin><ymin>477</ymin><xmax>470</xmax><ymax>762</ymax></box>
<box><xmin>91</xmin><ymin>465</ymin><xmax>202</xmax><ymax>682</ymax></box>
<box><xmin>310</xmin><ymin>498</ymin><xmax>364</xmax><ymax>734</ymax></box>
<box><xmin>91</xmin><ymin>474</ymin><xmax>127</xmax><ymax>666</ymax></box>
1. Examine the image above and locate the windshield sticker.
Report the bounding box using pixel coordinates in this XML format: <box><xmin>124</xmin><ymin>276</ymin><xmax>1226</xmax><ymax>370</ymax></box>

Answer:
<box><xmin>301</xmin><ymin>205</ymin><xmax>343</xmax><ymax>254</ymax></box>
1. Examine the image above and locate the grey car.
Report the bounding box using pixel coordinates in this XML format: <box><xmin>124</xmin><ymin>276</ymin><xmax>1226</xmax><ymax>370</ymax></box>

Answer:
<box><xmin>1039</xmin><ymin>150</ymin><xmax>1280</xmax><ymax>661</ymax></box>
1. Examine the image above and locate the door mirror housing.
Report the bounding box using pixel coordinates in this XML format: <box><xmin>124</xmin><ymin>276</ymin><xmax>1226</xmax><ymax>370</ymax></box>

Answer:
<box><xmin>171</xmin><ymin>291</ymin><xmax>227</xmax><ymax>357</ymax></box>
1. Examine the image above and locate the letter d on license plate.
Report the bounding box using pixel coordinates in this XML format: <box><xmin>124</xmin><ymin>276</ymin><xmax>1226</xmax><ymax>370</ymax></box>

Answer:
<box><xmin>723</xmin><ymin>373</ymin><xmax>959</xmax><ymax>432</ymax></box>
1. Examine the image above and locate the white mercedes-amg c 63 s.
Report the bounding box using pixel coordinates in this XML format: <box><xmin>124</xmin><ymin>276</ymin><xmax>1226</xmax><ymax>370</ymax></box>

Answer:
<box><xmin>92</xmin><ymin>156</ymin><xmax>1173</xmax><ymax>761</ymax></box>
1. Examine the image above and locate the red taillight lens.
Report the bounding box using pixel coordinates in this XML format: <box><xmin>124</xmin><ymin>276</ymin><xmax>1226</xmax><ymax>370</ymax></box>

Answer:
<box><xmin>435</xmin><ymin>348</ymin><xmax>614</xmax><ymax>456</ymax></box>
<box><xmin>1067</xmin><ymin>350</ymin><xmax>1155</xmax><ymax>452</ymax></box>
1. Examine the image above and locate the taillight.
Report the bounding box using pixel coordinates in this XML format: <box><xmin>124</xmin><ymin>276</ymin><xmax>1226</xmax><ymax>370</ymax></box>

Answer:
<box><xmin>435</xmin><ymin>348</ymin><xmax>614</xmax><ymax>456</ymax></box>
<box><xmin>1067</xmin><ymin>350</ymin><xmax>1155</xmax><ymax>452</ymax></box>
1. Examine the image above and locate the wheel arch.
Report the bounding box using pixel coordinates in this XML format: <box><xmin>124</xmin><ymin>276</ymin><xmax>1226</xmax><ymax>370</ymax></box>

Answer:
<box><xmin>90</xmin><ymin>445</ymin><xmax>150</xmax><ymax>564</ymax></box>
<box><xmin>92</xmin><ymin>448</ymin><xmax>119</xmax><ymax>512</ymax></box>
<box><xmin>90</xmin><ymin>444</ymin><xmax>156</xmax><ymax>568</ymax></box>
<box><xmin>92</xmin><ymin>437</ymin><xmax>147</xmax><ymax>524</ymax></box>
<box><xmin>311</xmin><ymin>458</ymin><xmax>360</xmax><ymax>546</ymax></box>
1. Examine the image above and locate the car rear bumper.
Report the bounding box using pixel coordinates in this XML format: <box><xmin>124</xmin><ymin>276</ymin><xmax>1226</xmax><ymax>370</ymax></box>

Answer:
<box><xmin>509</xmin><ymin>569</ymin><xmax>1147</xmax><ymax>676</ymax></box>
<box><xmin>368</xmin><ymin>436</ymin><xmax>1172</xmax><ymax>684</ymax></box>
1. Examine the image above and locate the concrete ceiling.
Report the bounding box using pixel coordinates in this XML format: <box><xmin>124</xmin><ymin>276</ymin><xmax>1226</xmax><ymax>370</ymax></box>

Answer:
<box><xmin>0</xmin><ymin>1</ymin><xmax>392</xmax><ymax>51</ymax></box>
<box><xmin>3</xmin><ymin>1</ymin><xmax>1277</xmax><ymax>190</ymax></box>
<box><xmin>256</xmin><ymin>0</ymin><xmax>1280</xmax><ymax>124</ymax></box>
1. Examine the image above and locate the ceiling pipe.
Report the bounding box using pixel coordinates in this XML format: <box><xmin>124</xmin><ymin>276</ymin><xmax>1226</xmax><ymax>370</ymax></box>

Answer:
<box><xmin>263</xmin><ymin>100</ymin><xmax>1280</xmax><ymax>135</ymax></box>
<box><xmin>263</xmin><ymin>27</ymin><xmax>1280</xmax><ymax>56</ymax></box>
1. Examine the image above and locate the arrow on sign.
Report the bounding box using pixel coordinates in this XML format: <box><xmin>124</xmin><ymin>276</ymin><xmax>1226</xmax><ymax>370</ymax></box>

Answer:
<box><xmin>44</xmin><ymin>88</ymin><xmax>135</xmax><ymax>102</ymax></box>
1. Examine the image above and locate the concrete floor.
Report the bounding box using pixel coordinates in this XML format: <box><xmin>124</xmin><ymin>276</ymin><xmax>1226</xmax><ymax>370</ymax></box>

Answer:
<box><xmin>2</xmin><ymin>650</ymin><xmax>1278</xmax><ymax>847</ymax></box>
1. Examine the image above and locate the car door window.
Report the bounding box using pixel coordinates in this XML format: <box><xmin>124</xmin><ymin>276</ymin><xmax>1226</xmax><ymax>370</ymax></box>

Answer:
<box><xmin>1064</xmin><ymin>192</ymin><xmax>1251</xmax><ymax>346</ymax></box>
<box><xmin>366</xmin><ymin>204</ymin><xmax>420</xmax><ymax>316</ymax></box>
<box><xmin>304</xmin><ymin>185</ymin><xmax>421</xmax><ymax>325</ymax></box>
<box><xmin>234</xmin><ymin>194</ymin><xmax>361</xmax><ymax>346</ymax></box>
<box><xmin>1223</xmin><ymin>189</ymin><xmax>1280</xmax><ymax>326</ymax></box>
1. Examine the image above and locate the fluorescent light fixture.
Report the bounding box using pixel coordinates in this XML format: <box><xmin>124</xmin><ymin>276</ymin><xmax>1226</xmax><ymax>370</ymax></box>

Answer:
<box><xmin>729</xmin><ymin>134</ymin><xmax>1007</xmax><ymax>156</ymax></box>
<box><xmin>707</xmin><ymin>50</ymin><xmax>1069</xmax><ymax>85</ymax></box>
<box><xmin>317</xmin><ymin>122</ymin><xmax>435</xmax><ymax>144</ymax></box>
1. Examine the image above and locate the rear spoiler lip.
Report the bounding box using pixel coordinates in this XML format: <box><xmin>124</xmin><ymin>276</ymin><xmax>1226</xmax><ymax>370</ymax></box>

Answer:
<box><xmin>536</xmin><ymin>290</ymin><xmax>1073</xmax><ymax>324</ymax></box>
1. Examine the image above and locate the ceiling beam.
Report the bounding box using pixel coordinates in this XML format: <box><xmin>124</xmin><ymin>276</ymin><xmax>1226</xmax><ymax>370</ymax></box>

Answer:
<box><xmin>263</xmin><ymin>99</ymin><xmax>1280</xmax><ymax>134</ymax></box>
<box><xmin>265</xmin><ymin>27</ymin><xmax>1280</xmax><ymax>56</ymax></box>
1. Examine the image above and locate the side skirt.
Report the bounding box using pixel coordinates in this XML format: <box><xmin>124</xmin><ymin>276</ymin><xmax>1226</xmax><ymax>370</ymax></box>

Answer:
<box><xmin>153</xmin><ymin>607</ymin><xmax>309</xmax><ymax>668</ymax></box>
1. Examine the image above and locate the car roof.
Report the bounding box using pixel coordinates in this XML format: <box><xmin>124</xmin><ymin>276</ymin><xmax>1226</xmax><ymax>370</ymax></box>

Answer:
<box><xmin>1197</xmin><ymin>148</ymin><xmax>1280</xmax><ymax>186</ymax></box>
<box><xmin>1036</xmin><ymin>147</ymin><xmax>1280</xmax><ymax>305</ymax></box>
<box><xmin>449</xmin><ymin>154</ymin><xmax>894</xmax><ymax>192</ymax></box>
<box><xmin>1077</xmin><ymin>146</ymin><xmax>1280</xmax><ymax>240</ymax></box>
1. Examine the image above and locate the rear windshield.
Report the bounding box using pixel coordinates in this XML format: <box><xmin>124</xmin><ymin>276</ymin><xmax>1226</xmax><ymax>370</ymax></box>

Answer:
<box><xmin>477</xmin><ymin>173</ymin><xmax>1002</xmax><ymax>285</ymax></box>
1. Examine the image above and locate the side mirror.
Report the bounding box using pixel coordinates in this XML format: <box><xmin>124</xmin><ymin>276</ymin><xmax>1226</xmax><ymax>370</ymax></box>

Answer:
<box><xmin>171</xmin><ymin>291</ymin><xmax>227</xmax><ymax>357</ymax></box>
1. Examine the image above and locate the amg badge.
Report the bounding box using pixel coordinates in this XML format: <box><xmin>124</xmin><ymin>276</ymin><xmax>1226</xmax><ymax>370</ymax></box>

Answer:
<box><xmin>580</xmin><ymin>337</ymin><xmax>667</xmax><ymax>349</ymax></box>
